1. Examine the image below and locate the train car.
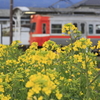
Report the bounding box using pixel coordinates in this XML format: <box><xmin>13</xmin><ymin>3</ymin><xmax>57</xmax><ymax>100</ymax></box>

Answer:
<box><xmin>29</xmin><ymin>14</ymin><xmax>100</xmax><ymax>46</ymax></box>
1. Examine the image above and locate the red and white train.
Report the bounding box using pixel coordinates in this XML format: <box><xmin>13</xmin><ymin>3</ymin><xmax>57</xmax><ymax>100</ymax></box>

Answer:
<box><xmin>1</xmin><ymin>14</ymin><xmax>100</xmax><ymax>47</ymax></box>
<box><xmin>29</xmin><ymin>14</ymin><xmax>100</xmax><ymax>46</ymax></box>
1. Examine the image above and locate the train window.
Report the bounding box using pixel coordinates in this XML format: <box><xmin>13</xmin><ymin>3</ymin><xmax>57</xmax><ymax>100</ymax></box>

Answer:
<box><xmin>42</xmin><ymin>24</ymin><xmax>46</xmax><ymax>34</ymax></box>
<box><xmin>73</xmin><ymin>23</ymin><xmax>77</xmax><ymax>27</ymax></box>
<box><xmin>30</xmin><ymin>23</ymin><xmax>36</xmax><ymax>32</ymax></box>
<box><xmin>96</xmin><ymin>24</ymin><xmax>100</xmax><ymax>34</ymax></box>
<box><xmin>51</xmin><ymin>24</ymin><xmax>62</xmax><ymax>33</ymax></box>
<box><xmin>89</xmin><ymin>24</ymin><xmax>93</xmax><ymax>34</ymax></box>
<box><xmin>81</xmin><ymin>23</ymin><xmax>85</xmax><ymax>34</ymax></box>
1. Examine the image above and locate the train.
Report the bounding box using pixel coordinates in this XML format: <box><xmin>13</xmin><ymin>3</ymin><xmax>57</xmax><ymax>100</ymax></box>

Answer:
<box><xmin>1</xmin><ymin>14</ymin><xmax>100</xmax><ymax>47</ymax></box>
<box><xmin>29</xmin><ymin>14</ymin><xmax>100</xmax><ymax>46</ymax></box>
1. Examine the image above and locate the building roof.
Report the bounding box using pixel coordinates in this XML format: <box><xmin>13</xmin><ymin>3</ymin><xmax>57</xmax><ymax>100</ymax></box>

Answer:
<box><xmin>28</xmin><ymin>7</ymin><xmax>73</xmax><ymax>14</ymax></box>
<box><xmin>1</xmin><ymin>0</ymin><xmax>100</xmax><ymax>18</ymax></box>
<box><xmin>13</xmin><ymin>6</ymin><xmax>73</xmax><ymax>15</ymax></box>
<box><xmin>72</xmin><ymin>0</ymin><xmax>100</xmax><ymax>8</ymax></box>
<box><xmin>82</xmin><ymin>0</ymin><xmax>100</xmax><ymax>6</ymax></box>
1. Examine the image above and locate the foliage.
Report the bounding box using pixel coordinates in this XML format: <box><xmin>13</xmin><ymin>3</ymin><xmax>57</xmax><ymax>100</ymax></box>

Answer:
<box><xmin>62</xmin><ymin>23</ymin><xmax>81</xmax><ymax>43</ymax></box>
<box><xmin>0</xmin><ymin>23</ymin><xmax>100</xmax><ymax>100</ymax></box>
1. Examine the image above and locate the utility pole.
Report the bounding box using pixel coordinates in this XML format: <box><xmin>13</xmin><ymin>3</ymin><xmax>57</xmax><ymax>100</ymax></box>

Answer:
<box><xmin>10</xmin><ymin>0</ymin><xmax>13</xmax><ymax>45</ymax></box>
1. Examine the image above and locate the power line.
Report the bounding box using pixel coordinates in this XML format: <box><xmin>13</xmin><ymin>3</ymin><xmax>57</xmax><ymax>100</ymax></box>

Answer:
<box><xmin>48</xmin><ymin>0</ymin><xmax>73</xmax><ymax>8</ymax></box>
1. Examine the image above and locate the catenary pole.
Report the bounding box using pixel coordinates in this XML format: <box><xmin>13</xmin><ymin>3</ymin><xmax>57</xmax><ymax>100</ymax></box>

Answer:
<box><xmin>10</xmin><ymin>0</ymin><xmax>13</xmax><ymax>45</ymax></box>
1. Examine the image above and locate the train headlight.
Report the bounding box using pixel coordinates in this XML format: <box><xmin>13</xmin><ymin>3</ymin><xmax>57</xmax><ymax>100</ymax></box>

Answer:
<box><xmin>30</xmin><ymin>15</ymin><xmax>35</xmax><ymax>18</ymax></box>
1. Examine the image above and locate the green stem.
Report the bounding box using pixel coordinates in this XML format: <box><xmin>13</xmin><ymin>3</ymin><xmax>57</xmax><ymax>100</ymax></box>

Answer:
<box><xmin>44</xmin><ymin>65</ymin><xmax>46</xmax><ymax>74</ymax></box>
<box><xmin>86</xmin><ymin>69</ymin><xmax>89</xmax><ymax>100</ymax></box>
<box><xmin>85</xmin><ymin>53</ymin><xmax>90</xmax><ymax>100</ymax></box>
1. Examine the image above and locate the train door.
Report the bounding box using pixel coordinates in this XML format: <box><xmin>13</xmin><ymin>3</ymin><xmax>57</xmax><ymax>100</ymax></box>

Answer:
<box><xmin>73</xmin><ymin>22</ymin><xmax>87</xmax><ymax>38</ymax></box>
<box><xmin>42</xmin><ymin>23</ymin><xmax>46</xmax><ymax>33</ymax></box>
<box><xmin>41</xmin><ymin>22</ymin><xmax>50</xmax><ymax>45</ymax></box>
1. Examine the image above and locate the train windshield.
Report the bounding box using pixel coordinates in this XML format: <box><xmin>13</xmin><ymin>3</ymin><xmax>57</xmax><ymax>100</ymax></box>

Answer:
<box><xmin>30</xmin><ymin>23</ymin><xmax>36</xmax><ymax>32</ymax></box>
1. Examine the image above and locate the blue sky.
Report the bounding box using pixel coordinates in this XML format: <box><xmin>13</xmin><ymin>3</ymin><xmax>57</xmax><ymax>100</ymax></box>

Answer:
<box><xmin>0</xmin><ymin>0</ymin><xmax>83</xmax><ymax>9</ymax></box>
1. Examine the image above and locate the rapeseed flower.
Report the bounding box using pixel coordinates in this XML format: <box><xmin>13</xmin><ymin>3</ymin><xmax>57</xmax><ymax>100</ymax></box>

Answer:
<box><xmin>0</xmin><ymin>85</ymin><xmax>4</xmax><ymax>92</ymax></box>
<box><xmin>0</xmin><ymin>94</ymin><xmax>11</xmax><ymax>100</ymax></box>
<box><xmin>88</xmin><ymin>71</ymin><xmax>92</xmax><ymax>75</ymax></box>
<box><xmin>97</xmin><ymin>41</ymin><xmax>100</xmax><ymax>49</ymax></box>
<box><xmin>38</xmin><ymin>96</ymin><xmax>43</xmax><ymax>100</ymax></box>
<box><xmin>56</xmin><ymin>90</ymin><xmax>63</xmax><ymax>100</ymax></box>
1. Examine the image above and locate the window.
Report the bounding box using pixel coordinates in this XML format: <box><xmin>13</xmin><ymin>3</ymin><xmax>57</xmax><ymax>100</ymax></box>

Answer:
<box><xmin>42</xmin><ymin>24</ymin><xmax>46</xmax><ymax>33</ymax></box>
<box><xmin>81</xmin><ymin>23</ymin><xmax>85</xmax><ymax>34</ymax></box>
<box><xmin>30</xmin><ymin>23</ymin><xmax>36</xmax><ymax>32</ymax></box>
<box><xmin>51</xmin><ymin>24</ymin><xmax>62</xmax><ymax>33</ymax></box>
<box><xmin>96</xmin><ymin>24</ymin><xmax>100</xmax><ymax>34</ymax></box>
<box><xmin>73</xmin><ymin>23</ymin><xmax>77</xmax><ymax>27</ymax></box>
<box><xmin>89</xmin><ymin>24</ymin><xmax>93</xmax><ymax>34</ymax></box>
<box><xmin>26</xmin><ymin>21</ymin><xmax>30</xmax><ymax>24</ymax></box>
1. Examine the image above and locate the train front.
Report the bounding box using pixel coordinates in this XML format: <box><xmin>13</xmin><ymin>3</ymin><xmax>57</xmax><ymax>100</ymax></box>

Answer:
<box><xmin>29</xmin><ymin>15</ymin><xmax>50</xmax><ymax>46</ymax></box>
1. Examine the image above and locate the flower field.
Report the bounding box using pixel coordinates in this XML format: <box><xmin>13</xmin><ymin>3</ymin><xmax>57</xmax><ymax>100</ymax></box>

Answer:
<box><xmin>0</xmin><ymin>23</ymin><xmax>100</xmax><ymax>100</ymax></box>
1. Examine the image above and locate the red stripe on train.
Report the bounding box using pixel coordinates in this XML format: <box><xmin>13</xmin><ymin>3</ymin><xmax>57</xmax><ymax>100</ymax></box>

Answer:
<box><xmin>87</xmin><ymin>36</ymin><xmax>100</xmax><ymax>38</ymax></box>
<box><xmin>50</xmin><ymin>36</ymin><xmax>70</xmax><ymax>38</ymax></box>
<box><xmin>50</xmin><ymin>36</ymin><xmax>100</xmax><ymax>38</ymax></box>
<box><xmin>50</xmin><ymin>35</ymin><xmax>100</xmax><ymax>39</ymax></box>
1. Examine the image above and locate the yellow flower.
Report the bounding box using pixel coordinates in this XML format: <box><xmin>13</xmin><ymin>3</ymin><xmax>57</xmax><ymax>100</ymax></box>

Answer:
<box><xmin>57</xmin><ymin>48</ymin><xmax>61</xmax><ymax>53</ymax></box>
<box><xmin>0</xmin><ymin>94</ymin><xmax>11</xmax><ymax>100</ymax></box>
<box><xmin>0</xmin><ymin>85</ymin><xmax>4</xmax><ymax>92</ymax></box>
<box><xmin>68</xmin><ymin>79</ymin><xmax>72</xmax><ymax>82</ymax></box>
<box><xmin>88</xmin><ymin>71</ymin><xmax>92</xmax><ymax>75</ymax></box>
<box><xmin>63</xmin><ymin>61</ymin><xmax>67</xmax><ymax>64</ymax></box>
<box><xmin>62</xmin><ymin>34</ymin><xmax>65</xmax><ymax>36</ymax></box>
<box><xmin>90</xmin><ymin>86</ymin><xmax>94</xmax><ymax>90</ymax></box>
<box><xmin>81</xmin><ymin>45</ymin><xmax>87</xmax><ymax>49</ymax></box>
<box><xmin>65</xmin><ymin>26</ymin><xmax>69</xmax><ymax>30</ymax></box>
<box><xmin>42</xmin><ymin>87</ymin><xmax>51</xmax><ymax>96</ymax></box>
<box><xmin>65</xmin><ymin>71</ymin><xmax>68</xmax><ymax>73</ymax></box>
<box><xmin>77</xmin><ymin>73</ymin><xmax>80</xmax><ymax>75</ymax></box>
<box><xmin>97</xmin><ymin>41</ymin><xmax>100</xmax><ymax>49</ymax></box>
<box><xmin>71</xmin><ymin>74</ymin><xmax>75</xmax><ymax>77</ymax></box>
<box><xmin>32</xmin><ymin>85</ymin><xmax>41</xmax><ymax>94</ymax></box>
<box><xmin>60</xmin><ymin>76</ymin><xmax>64</xmax><ymax>80</ymax></box>
<box><xmin>26</xmin><ymin>81</ymin><xmax>34</xmax><ymax>88</ymax></box>
<box><xmin>0</xmin><ymin>78</ymin><xmax>3</xmax><ymax>82</ymax></box>
<box><xmin>38</xmin><ymin>96</ymin><xmax>43</xmax><ymax>100</ymax></box>
<box><xmin>98</xmin><ymin>83</ymin><xmax>100</xmax><ymax>86</ymax></box>
<box><xmin>95</xmin><ymin>68</ymin><xmax>100</xmax><ymax>71</ymax></box>
<box><xmin>54</xmin><ymin>80</ymin><xmax>60</xmax><ymax>85</ymax></box>
<box><xmin>56</xmin><ymin>90</ymin><xmax>63</xmax><ymax>100</ymax></box>
<box><xmin>68</xmin><ymin>31</ymin><xmax>71</xmax><ymax>34</ymax></box>
<box><xmin>73</xmin><ymin>46</ymin><xmax>78</xmax><ymax>51</ymax></box>
<box><xmin>27</xmin><ymin>89</ymin><xmax>34</xmax><ymax>98</ymax></box>
<box><xmin>95</xmin><ymin>53</ymin><xmax>98</xmax><ymax>56</ymax></box>
<box><xmin>80</xmin><ymin>91</ymin><xmax>83</xmax><ymax>95</ymax></box>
